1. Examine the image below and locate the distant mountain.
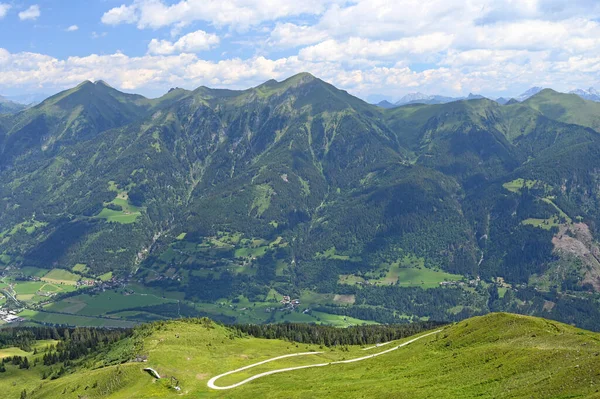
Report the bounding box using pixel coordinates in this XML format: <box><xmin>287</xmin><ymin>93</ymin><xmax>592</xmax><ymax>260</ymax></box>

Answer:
<box><xmin>495</xmin><ymin>97</ymin><xmax>510</xmax><ymax>105</ymax></box>
<box><xmin>516</xmin><ymin>87</ymin><xmax>544</xmax><ymax>102</ymax></box>
<box><xmin>6</xmin><ymin>92</ymin><xmax>52</xmax><ymax>105</ymax></box>
<box><xmin>376</xmin><ymin>100</ymin><xmax>396</xmax><ymax>108</ymax></box>
<box><xmin>0</xmin><ymin>95</ymin><xmax>27</xmax><ymax>114</ymax></box>
<box><xmin>395</xmin><ymin>92</ymin><xmax>458</xmax><ymax>105</ymax></box>
<box><xmin>570</xmin><ymin>87</ymin><xmax>600</xmax><ymax>102</ymax></box>
<box><xmin>465</xmin><ymin>93</ymin><xmax>485</xmax><ymax>100</ymax></box>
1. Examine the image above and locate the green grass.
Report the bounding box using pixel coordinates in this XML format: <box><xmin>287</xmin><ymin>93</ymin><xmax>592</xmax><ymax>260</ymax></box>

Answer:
<box><xmin>250</xmin><ymin>184</ymin><xmax>274</xmax><ymax>217</ymax></box>
<box><xmin>522</xmin><ymin>216</ymin><xmax>560</xmax><ymax>230</ymax></box>
<box><xmin>44</xmin><ymin>289</ymin><xmax>176</xmax><ymax>317</ymax></box>
<box><xmin>42</xmin><ymin>268</ymin><xmax>81</xmax><ymax>285</ymax></box>
<box><xmin>310</xmin><ymin>311</ymin><xmax>378</xmax><ymax>327</ymax></box>
<box><xmin>96</xmin><ymin>193</ymin><xmax>142</xmax><ymax>224</ymax></box>
<box><xmin>502</xmin><ymin>178</ymin><xmax>539</xmax><ymax>193</ymax></box>
<box><xmin>340</xmin><ymin>255</ymin><xmax>462</xmax><ymax>288</ymax></box>
<box><xmin>72</xmin><ymin>263</ymin><xmax>89</xmax><ymax>273</ymax></box>
<box><xmin>19</xmin><ymin>266</ymin><xmax>49</xmax><ymax>278</ymax></box>
<box><xmin>99</xmin><ymin>271</ymin><xmax>113</xmax><ymax>281</ymax></box>
<box><xmin>234</xmin><ymin>246</ymin><xmax>268</xmax><ymax>258</ymax></box>
<box><xmin>18</xmin><ymin>309</ymin><xmax>136</xmax><ymax>328</ymax></box>
<box><xmin>96</xmin><ymin>208</ymin><xmax>140</xmax><ymax>224</ymax></box>
<box><xmin>1</xmin><ymin>219</ymin><xmax>47</xmax><ymax>237</ymax></box>
<box><xmin>316</xmin><ymin>247</ymin><xmax>352</xmax><ymax>261</ymax></box>
<box><xmin>12</xmin><ymin>313</ymin><xmax>600</xmax><ymax>399</ymax></box>
<box><xmin>541</xmin><ymin>197</ymin><xmax>572</xmax><ymax>223</ymax></box>
<box><xmin>14</xmin><ymin>281</ymin><xmax>46</xmax><ymax>295</ymax></box>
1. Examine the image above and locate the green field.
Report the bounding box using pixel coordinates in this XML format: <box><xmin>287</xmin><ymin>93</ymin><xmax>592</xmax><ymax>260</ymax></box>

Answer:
<box><xmin>19</xmin><ymin>266</ymin><xmax>48</xmax><ymax>278</ymax></box>
<box><xmin>44</xmin><ymin>290</ymin><xmax>176</xmax><ymax>317</ymax></box>
<box><xmin>340</xmin><ymin>256</ymin><xmax>463</xmax><ymax>288</ymax></box>
<box><xmin>11</xmin><ymin>279</ymin><xmax>76</xmax><ymax>303</ymax></box>
<box><xmin>522</xmin><ymin>216</ymin><xmax>561</xmax><ymax>230</ymax></box>
<box><xmin>96</xmin><ymin>193</ymin><xmax>142</xmax><ymax>224</ymax></box>
<box><xmin>502</xmin><ymin>178</ymin><xmax>539</xmax><ymax>193</ymax></box>
<box><xmin>18</xmin><ymin>309</ymin><xmax>136</xmax><ymax>328</ymax></box>
<box><xmin>4</xmin><ymin>313</ymin><xmax>598</xmax><ymax>399</ymax></box>
<box><xmin>99</xmin><ymin>271</ymin><xmax>113</xmax><ymax>281</ymax></box>
<box><xmin>316</xmin><ymin>247</ymin><xmax>353</xmax><ymax>261</ymax></box>
<box><xmin>72</xmin><ymin>263</ymin><xmax>89</xmax><ymax>273</ymax></box>
<box><xmin>41</xmin><ymin>268</ymin><xmax>81</xmax><ymax>285</ymax></box>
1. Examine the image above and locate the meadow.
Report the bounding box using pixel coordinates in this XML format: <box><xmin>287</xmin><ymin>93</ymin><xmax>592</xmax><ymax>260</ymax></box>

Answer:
<box><xmin>340</xmin><ymin>255</ymin><xmax>463</xmax><ymax>288</ymax></box>
<box><xmin>4</xmin><ymin>313</ymin><xmax>598</xmax><ymax>399</ymax></box>
<box><xmin>41</xmin><ymin>269</ymin><xmax>81</xmax><ymax>285</ymax></box>
<box><xmin>96</xmin><ymin>190</ymin><xmax>142</xmax><ymax>224</ymax></box>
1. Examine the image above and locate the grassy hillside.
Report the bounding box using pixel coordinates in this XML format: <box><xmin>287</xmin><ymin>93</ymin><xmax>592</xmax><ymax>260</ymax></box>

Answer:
<box><xmin>1</xmin><ymin>313</ymin><xmax>597</xmax><ymax>398</ymax></box>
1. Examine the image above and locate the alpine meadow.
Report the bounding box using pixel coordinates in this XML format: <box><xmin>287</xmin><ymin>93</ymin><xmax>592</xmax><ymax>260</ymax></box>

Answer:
<box><xmin>3</xmin><ymin>0</ymin><xmax>600</xmax><ymax>397</ymax></box>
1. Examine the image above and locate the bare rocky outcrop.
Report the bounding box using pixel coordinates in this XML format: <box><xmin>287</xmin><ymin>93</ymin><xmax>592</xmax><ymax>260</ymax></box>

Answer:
<box><xmin>552</xmin><ymin>223</ymin><xmax>600</xmax><ymax>290</ymax></box>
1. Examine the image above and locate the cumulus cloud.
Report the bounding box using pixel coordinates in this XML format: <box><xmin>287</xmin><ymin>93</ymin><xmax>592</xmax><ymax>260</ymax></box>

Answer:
<box><xmin>101</xmin><ymin>0</ymin><xmax>338</xmax><ymax>30</ymax></box>
<box><xmin>101</xmin><ymin>4</ymin><xmax>137</xmax><ymax>25</ymax></box>
<box><xmin>66</xmin><ymin>25</ymin><xmax>79</xmax><ymax>32</ymax></box>
<box><xmin>5</xmin><ymin>0</ymin><xmax>600</xmax><ymax>99</ymax></box>
<box><xmin>0</xmin><ymin>3</ymin><xmax>10</xmax><ymax>19</ymax></box>
<box><xmin>18</xmin><ymin>5</ymin><xmax>40</xmax><ymax>21</ymax></box>
<box><xmin>298</xmin><ymin>34</ymin><xmax>454</xmax><ymax>63</ymax></box>
<box><xmin>148</xmin><ymin>30</ymin><xmax>220</xmax><ymax>55</ymax></box>
<box><xmin>1</xmin><ymin>44</ymin><xmax>600</xmax><ymax>100</ymax></box>
<box><xmin>269</xmin><ymin>23</ymin><xmax>329</xmax><ymax>48</ymax></box>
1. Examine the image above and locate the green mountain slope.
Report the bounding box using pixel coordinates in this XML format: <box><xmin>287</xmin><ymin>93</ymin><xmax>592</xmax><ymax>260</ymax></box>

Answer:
<box><xmin>2</xmin><ymin>313</ymin><xmax>599</xmax><ymax>398</ymax></box>
<box><xmin>521</xmin><ymin>89</ymin><xmax>600</xmax><ymax>131</ymax></box>
<box><xmin>2</xmin><ymin>74</ymin><xmax>600</xmax><ymax>329</ymax></box>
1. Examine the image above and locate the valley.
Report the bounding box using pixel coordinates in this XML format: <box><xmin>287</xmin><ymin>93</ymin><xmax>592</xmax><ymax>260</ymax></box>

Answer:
<box><xmin>1</xmin><ymin>74</ymin><xmax>600</xmax><ymax>333</ymax></box>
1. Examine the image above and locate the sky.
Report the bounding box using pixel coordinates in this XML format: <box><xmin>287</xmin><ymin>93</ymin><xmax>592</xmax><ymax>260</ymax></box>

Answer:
<box><xmin>1</xmin><ymin>0</ymin><xmax>600</xmax><ymax>102</ymax></box>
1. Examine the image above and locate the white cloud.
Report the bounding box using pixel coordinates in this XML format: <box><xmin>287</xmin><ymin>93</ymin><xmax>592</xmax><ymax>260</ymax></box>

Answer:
<box><xmin>269</xmin><ymin>23</ymin><xmax>329</xmax><ymax>48</ymax></box>
<box><xmin>298</xmin><ymin>34</ymin><xmax>454</xmax><ymax>63</ymax></box>
<box><xmin>101</xmin><ymin>0</ymin><xmax>339</xmax><ymax>30</ymax></box>
<box><xmin>148</xmin><ymin>30</ymin><xmax>220</xmax><ymax>55</ymax></box>
<box><xmin>1</xmin><ymin>45</ymin><xmax>600</xmax><ymax>100</ymax></box>
<box><xmin>66</xmin><ymin>25</ymin><xmax>79</xmax><ymax>32</ymax></box>
<box><xmin>92</xmin><ymin>32</ymin><xmax>108</xmax><ymax>39</ymax></box>
<box><xmin>0</xmin><ymin>3</ymin><xmax>10</xmax><ymax>19</ymax></box>
<box><xmin>18</xmin><ymin>5</ymin><xmax>40</xmax><ymax>21</ymax></box>
<box><xmin>5</xmin><ymin>0</ymin><xmax>600</xmax><ymax>100</ymax></box>
<box><xmin>101</xmin><ymin>4</ymin><xmax>137</xmax><ymax>25</ymax></box>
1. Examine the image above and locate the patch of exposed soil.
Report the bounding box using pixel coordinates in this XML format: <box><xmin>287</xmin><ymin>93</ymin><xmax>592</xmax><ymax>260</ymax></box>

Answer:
<box><xmin>552</xmin><ymin>223</ymin><xmax>600</xmax><ymax>290</ymax></box>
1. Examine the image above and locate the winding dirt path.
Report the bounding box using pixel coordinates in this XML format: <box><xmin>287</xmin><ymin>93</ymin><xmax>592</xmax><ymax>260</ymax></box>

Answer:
<box><xmin>207</xmin><ymin>329</ymin><xmax>442</xmax><ymax>390</ymax></box>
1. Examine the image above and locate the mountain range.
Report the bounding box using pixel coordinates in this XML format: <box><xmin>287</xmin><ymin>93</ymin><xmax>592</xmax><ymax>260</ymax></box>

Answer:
<box><xmin>0</xmin><ymin>95</ymin><xmax>27</xmax><ymax>115</ymax></box>
<box><xmin>2</xmin><ymin>73</ymin><xmax>600</xmax><ymax>329</ymax></box>
<box><xmin>378</xmin><ymin>86</ymin><xmax>600</xmax><ymax>108</ymax></box>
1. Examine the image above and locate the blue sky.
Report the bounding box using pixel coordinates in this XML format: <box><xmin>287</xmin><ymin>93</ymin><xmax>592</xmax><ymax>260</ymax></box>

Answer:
<box><xmin>1</xmin><ymin>0</ymin><xmax>600</xmax><ymax>102</ymax></box>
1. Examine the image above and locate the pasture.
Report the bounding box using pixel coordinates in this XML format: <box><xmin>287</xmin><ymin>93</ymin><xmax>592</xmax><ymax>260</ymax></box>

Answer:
<box><xmin>42</xmin><ymin>269</ymin><xmax>81</xmax><ymax>285</ymax></box>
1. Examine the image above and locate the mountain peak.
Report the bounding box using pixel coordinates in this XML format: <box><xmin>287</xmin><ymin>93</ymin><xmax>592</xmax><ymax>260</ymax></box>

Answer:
<box><xmin>94</xmin><ymin>80</ymin><xmax>112</xmax><ymax>88</ymax></box>
<box><xmin>278</xmin><ymin>72</ymin><xmax>318</xmax><ymax>88</ymax></box>
<box><xmin>516</xmin><ymin>87</ymin><xmax>544</xmax><ymax>101</ymax></box>
<box><xmin>289</xmin><ymin>72</ymin><xmax>316</xmax><ymax>80</ymax></box>
<box><xmin>569</xmin><ymin>87</ymin><xmax>600</xmax><ymax>102</ymax></box>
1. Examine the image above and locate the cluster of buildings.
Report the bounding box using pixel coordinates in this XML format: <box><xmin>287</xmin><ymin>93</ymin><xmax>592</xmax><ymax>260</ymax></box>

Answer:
<box><xmin>439</xmin><ymin>276</ymin><xmax>481</xmax><ymax>287</ymax></box>
<box><xmin>0</xmin><ymin>309</ymin><xmax>22</xmax><ymax>323</ymax></box>
<box><xmin>280</xmin><ymin>295</ymin><xmax>300</xmax><ymax>308</ymax></box>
